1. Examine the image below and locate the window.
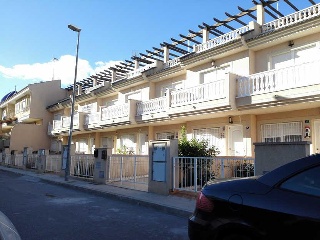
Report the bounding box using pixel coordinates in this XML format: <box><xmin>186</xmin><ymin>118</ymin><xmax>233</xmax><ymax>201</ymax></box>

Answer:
<box><xmin>156</xmin><ymin>132</ymin><xmax>178</xmax><ymax>140</ymax></box>
<box><xmin>160</xmin><ymin>81</ymin><xmax>184</xmax><ymax>97</ymax></box>
<box><xmin>76</xmin><ymin>139</ymin><xmax>88</xmax><ymax>154</ymax></box>
<box><xmin>120</xmin><ymin>134</ymin><xmax>136</xmax><ymax>153</ymax></box>
<box><xmin>80</xmin><ymin>103</ymin><xmax>96</xmax><ymax>113</ymax></box>
<box><xmin>125</xmin><ymin>91</ymin><xmax>142</xmax><ymax>103</ymax></box>
<box><xmin>271</xmin><ymin>43</ymin><xmax>317</xmax><ymax>70</ymax></box>
<box><xmin>261</xmin><ymin>122</ymin><xmax>302</xmax><ymax>143</ymax></box>
<box><xmin>200</xmin><ymin>67</ymin><xmax>226</xmax><ymax>84</ymax></box>
<box><xmin>281</xmin><ymin>165</ymin><xmax>320</xmax><ymax>197</ymax></box>
<box><xmin>193</xmin><ymin>128</ymin><xmax>221</xmax><ymax>148</ymax></box>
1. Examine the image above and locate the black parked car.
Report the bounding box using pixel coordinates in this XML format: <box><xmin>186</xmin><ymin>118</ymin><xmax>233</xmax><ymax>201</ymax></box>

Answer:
<box><xmin>188</xmin><ymin>154</ymin><xmax>320</xmax><ymax>240</ymax></box>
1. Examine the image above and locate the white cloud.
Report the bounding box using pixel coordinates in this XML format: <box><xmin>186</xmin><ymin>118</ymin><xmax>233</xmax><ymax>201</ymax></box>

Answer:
<box><xmin>0</xmin><ymin>56</ymin><xmax>121</xmax><ymax>87</ymax></box>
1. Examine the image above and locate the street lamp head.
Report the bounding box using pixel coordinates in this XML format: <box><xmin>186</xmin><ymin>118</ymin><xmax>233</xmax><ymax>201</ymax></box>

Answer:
<box><xmin>68</xmin><ymin>24</ymin><xmax>81</xmax><ymax>32</ymax></box>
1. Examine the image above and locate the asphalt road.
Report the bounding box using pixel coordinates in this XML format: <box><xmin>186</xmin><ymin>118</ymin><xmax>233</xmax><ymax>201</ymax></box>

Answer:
<box><xmin>0</xmin><ymin>170</ymin><xmax>189</xmax><ymax>240</ymax></box>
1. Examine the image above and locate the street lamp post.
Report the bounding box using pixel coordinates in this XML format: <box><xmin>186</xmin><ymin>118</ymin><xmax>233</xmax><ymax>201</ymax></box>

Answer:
<box><xmin>65</xmin><ymin>24</ymin><xmax>81</xmax><ymax>181</ymax></box>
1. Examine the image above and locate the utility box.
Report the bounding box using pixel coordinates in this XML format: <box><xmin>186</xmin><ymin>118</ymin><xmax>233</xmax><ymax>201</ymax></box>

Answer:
<box><xmin>93</xmin><ymin>148</ymin><xmax>111</xmax><ymax>184</ymax></box>
<box><xmin>148</xmin><ymin>139</ymin><xmax>178</xmax><ymax>195</ymax></box>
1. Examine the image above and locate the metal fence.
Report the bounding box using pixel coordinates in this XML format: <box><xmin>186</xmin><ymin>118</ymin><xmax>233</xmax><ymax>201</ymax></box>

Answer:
<box><xmin>14</xmin><ymin>154</ymin><xmax>24</xmax><ymax>168</ymax></box>
<box><xmin>26</xmin><ymin>154</ymin><xmax>38</xmax><ymax>169</ymax></box>
<box><xmin>70</xmin><ymin>154</ymin><xmax>95</xmax><ymax>179</ymax></box>
<box><xmin>108</xmin><ymin>155</ymin><xmax>149</xmax><ymax>185</ymax></box>
<box><xmin>173</xmin><ymin>156</ymin><xmax>255</xmax><ymax>192</ymax></box>
<box><xmin>46</xmin><ymin>155</ymin><xmax>62</xmax><ymax>173</ymax></box>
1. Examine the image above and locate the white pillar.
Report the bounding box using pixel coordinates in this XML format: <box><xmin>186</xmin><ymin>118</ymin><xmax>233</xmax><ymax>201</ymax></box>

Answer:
<box><xmin>77</xmin><ymin>84</ymin><xmax>82</xmax><ymax>95</ymax></box>
<box><xmin>256</xmin><ymin>4</ymin><xmax>265</xmax><ymax>25</ymax></box>
<box><xmin>202</xmin><ymin>27</ymin><xmax>209</xmax><ymax>43</ymax></box>
<box><xmin>111</xmin><ymin>69</ymin><xmax>116</xmax><ymax>82</ymax></box>
<box><xmin>134</xmin><ymin>59</ymin><xmax>139</xmax><ymax>69</ymax></box>
<box><xmin>163</xmin><ymin>46</ymin><xmax>169</xmax><ymax>63</ymax></box>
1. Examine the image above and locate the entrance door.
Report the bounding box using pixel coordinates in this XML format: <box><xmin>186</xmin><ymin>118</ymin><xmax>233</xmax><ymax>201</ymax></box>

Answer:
<box><xmin>228</xmin><ymin>125</ymin><xmax>244</xmax><ymax>156</ymax></box>
<box><xmin>314</xmin><ymin>121</ymin><xmax>320</xmax><ymax>154</ymax></box>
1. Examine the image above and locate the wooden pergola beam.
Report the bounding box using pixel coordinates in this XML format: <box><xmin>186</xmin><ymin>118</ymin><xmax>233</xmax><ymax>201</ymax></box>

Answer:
<box><xmin>171</xmin><ymin>38</ymin><xmax>193</xmax><ymax>49</ymax></box>
<box><xmin>224</xmin><ymin>12</ymin><xmax>247</xmax><ymax>26</ymax></box>
<box><xmin>179</xmin><ymin>34</ymin><xmax>201</xmax><ymax>44</ymax></box>
<box><xmin>213</xmin><ymin>18</ymin><xmax>236</xmax><ymax>30</ymax></box>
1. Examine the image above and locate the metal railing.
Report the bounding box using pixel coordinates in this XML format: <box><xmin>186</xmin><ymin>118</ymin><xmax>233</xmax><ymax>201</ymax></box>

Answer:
<box><xmin>173</xmin><ymin>156</ymin><xmax>255</xmax><ymax>192</ymax></box>
<box><xmin>108</xmin><ymin>155</ymin><xmax>149</xmax><ymax>185</ymax></box>
<box><xmin>46</xmin><ymin>155</ymin><xmax>62</xmax><ymax>173</ymax></box>
<box><xmin>14</xmin><ymin>154</ymin><xmax>24</xmax><ymax>168</ymax></box>
<box><xmin>26</xmin><ymin>154</ymin><xmax>38</xmax><ymax>169</ymax></box>
<box><xmin>70</xmin><ymin>154</ymin><xmax>95</xmax><ymax>179</ymax></box>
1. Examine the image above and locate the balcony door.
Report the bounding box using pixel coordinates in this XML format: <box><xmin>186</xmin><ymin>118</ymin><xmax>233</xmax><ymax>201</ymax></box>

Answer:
<box><xmin>227</xmin><ymin>125</ymin><xmax>244</xmax><ymax>156</ymax></box>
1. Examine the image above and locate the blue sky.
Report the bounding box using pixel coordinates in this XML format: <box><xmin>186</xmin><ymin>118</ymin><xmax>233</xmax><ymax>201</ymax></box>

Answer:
<box><xmin>0</xmin><ymin>0</ymin><xmax>316</xmax><ymax>99</ymax></box>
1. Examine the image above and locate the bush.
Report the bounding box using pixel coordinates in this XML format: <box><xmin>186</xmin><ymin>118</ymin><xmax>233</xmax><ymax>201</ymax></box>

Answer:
<box><xmin>178</xmin><ymin>126</ymin><xmax>220</xmax><ymax>187</ymax></box>
<box><xmin>178</xmin><ymin>126</ymin><xmax>219</xmax><ymax>157</ymax></box>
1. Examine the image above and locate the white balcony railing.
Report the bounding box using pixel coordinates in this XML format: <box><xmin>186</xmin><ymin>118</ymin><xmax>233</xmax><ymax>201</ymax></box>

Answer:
<box><xmin>193</xmin><ymin>25</ymin><xmax>250</xmax><ymax>53</ymax></box>
<box><xmin>262</xmin><ymin>3</ymin><xmax>320</xmax><ymax>33</ymax></box>
<box><xmin>136</xmin><ymin>97</ymin><xmax>167</xmax><ymax>116</ymax></box>
<box><xmin>171</xmin><ymin>80</ymin><xmax>225</xmax><ymax>107</ymax></box>
<box><xmin>164</xmin><ymin>58</ymin><xmax>180</xmax><ymax>69</ymax></box>
<box><xmin>237</xmin><ymin>60</ymin><xmax>320</xmax><ymax>97</ymax></box>
<box><xmin>51</xmin><ymin>112</ymin><xmax>80</xmax><ymax>132</ymax></box>
<box><xmin>85</xmin><ymin>112</ymin><xmax>100</xmax><ymax>125</ymax></box>
<box><xmin>61</xmin><ymin>116</ymin><xmax>70</xmax><ymax>128</ymax></box>
<box><xmin>101</xmin><ymin>103</ymin><xmax>129</xmax><ymax>120</ymax></box>
<box><xmin>53</xmin><ymin>119</ymin><xmax>62</xmax><ymax>130</ymax></box>
<box><xmin>126</xmin><ymin>62</ymin><xmax>157</xmax><ymax>79</ymax></box>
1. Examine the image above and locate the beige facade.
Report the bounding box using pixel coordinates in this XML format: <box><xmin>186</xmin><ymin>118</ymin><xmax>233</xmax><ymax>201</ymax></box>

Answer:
<box><xmin>3</xmin><ymin>1</ymin><xmax>320</xmax><ymax>158</ymax></box>
<box><xmin>0</xmin><ymin>80</ymin><xmax>67</xmax><ymax>153</ymax></box>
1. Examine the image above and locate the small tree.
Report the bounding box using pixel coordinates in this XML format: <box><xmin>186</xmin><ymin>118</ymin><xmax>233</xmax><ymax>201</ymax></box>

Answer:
<box><xmin>178</xmin><ymin>125</ymin><xmax>220</xmax><ymax>186</ymax></box>
<box><xmin>178</xmin><ymin>125</ymin><xmax>219</xmax><ymax>157</ymax></box>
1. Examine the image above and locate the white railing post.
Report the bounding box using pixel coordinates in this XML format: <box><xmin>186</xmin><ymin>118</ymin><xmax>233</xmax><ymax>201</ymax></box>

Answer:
<box><xmin>194</xmin><ymin>158</ymin><xmax>198</xmax><ymax>192</ymax></box>
<box><xmin>221</xmin><ymin>158</ymin><xmax>225</xmax><ymax>178</ymax></box>
<box><xmin>134</xmin><ymin>156</ymin><xmax>137</xmax><ymax>183</ymax></box>
<box><xmin>120</xmin><ymin>156</ymin><xmax>123</xmax><ymax>181</ymax></box>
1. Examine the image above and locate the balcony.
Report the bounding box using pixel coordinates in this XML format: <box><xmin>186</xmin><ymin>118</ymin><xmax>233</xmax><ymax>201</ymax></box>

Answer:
<box><xmin>193</xmin><ymin>26</ymin><xmax>250</xmax><ymax>53</ymax></box>
<box><xmin>136</xmin><ymin>97</ymin><xmax>168</xmax><ymax>122</ymax></box>
<box><xmin>99</xmin><ymin>103</ymin><xmax>134</xmax><ymax>127</ymax></box>
<box><xmin>236</xmin><ymin>60</ymin><xmax>320</xmax><ymax>109</ymax></box>
<box><xmin>136</xmin><ymin>73</ymin><xmax>237</xmax><ymax>120</ymax></box>
<box><xmin>84</xmin><ymin>112</ymin><xmax>101</xmax><ymax>130</ymax></box>
<box><xmin>15</xmin><ymin>105</ymin><xmax>30</xmax><ymax>122</ymax></box>
<box><xmin>50</xmin><ymin>112</ymin><xmax>84</xmax><ymax>135</ymax></box>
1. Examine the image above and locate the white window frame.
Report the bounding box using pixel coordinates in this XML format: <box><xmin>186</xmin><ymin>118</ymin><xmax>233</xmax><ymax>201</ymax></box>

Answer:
<box><xmin>156</xmin><ymin>132</ymin><xmax>178</xmax><ymax>140</ymax></box>
<box><xmin>192</xmin><ymin>127</ymin><xmax>221</xmax><ymax>148</ymax></box>
<box><xmin>160</xmin><ymin>81</ymin><xmax>184</xmax><ymax>97</ymax></box>
<box><xmin>125</xmin><ymin>91</ymin><xmax>142</xmax><ymax>103</ymax></box>
<box><xmin>199</xmin><ymin>66</ymin><xmax>227</xmax><ymax>85</ymax></box>
<box><xmin>270</xmin><ymin>42</ymin><xmax>318</xmax><ymax>70</ymax></box>
<box><xmin>261</xmin><ymin>121</ymin><xmax>302</xmax><ymax>143</ymax></box>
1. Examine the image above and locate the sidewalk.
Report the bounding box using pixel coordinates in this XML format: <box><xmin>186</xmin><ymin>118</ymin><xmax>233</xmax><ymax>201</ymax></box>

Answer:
<box><xmin>0</xmin><ymin>166</ymin><xmax>196</xmax><ymax>218</ymax></box>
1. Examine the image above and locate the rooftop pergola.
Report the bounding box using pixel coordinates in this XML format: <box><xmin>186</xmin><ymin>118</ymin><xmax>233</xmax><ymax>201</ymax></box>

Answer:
<box><xmin>66</xmin><ymin>0</ymin><xmax>317</xmax><ymax>92</ymax></box>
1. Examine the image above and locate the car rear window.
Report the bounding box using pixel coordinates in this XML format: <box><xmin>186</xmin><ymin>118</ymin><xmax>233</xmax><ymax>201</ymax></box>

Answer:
<box><xmin>280</xmin><ymin>165</ymin><xmax>320</xmax><ymax>197</ymax></box>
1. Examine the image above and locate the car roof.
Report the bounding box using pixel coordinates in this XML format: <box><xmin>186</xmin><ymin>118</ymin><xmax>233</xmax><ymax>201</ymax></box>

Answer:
<box><xmin>257</xmin><ymin>154</ymin><xmax>320</xmax><ymax>187</ymax></box>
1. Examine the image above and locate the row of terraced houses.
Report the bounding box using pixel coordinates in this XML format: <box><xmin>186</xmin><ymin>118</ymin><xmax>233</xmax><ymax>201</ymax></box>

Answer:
<box><xmin>1</xmin><ymin>0</ymin><xmax>320</xmax><ymax>166</ymax></box>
